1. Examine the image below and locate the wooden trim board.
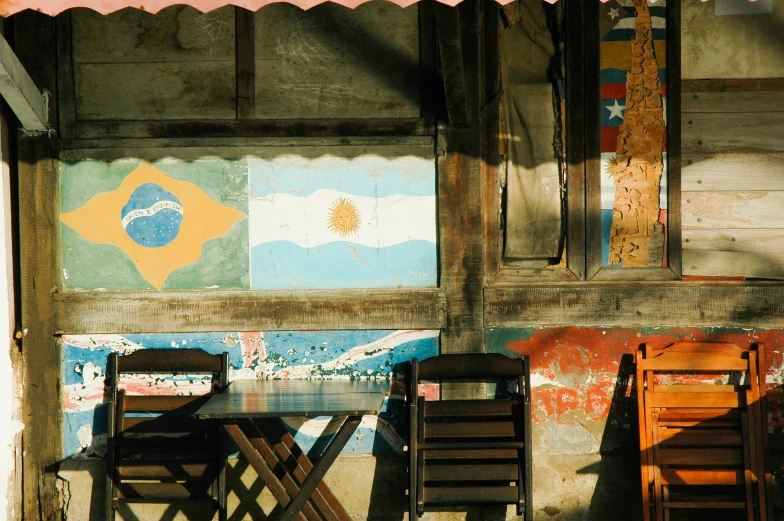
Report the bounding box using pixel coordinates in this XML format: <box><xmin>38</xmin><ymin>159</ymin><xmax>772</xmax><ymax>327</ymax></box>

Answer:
<box><xmin>53</xmin><ymin>288</ymin><xmax>447</xmax><ymax>334</ymax></box>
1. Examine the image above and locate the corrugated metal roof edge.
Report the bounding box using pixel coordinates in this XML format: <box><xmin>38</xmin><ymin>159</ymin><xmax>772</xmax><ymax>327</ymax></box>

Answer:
<box><xmin>1</xmin><ymin>0</ymin><xmax>694</xmax><ymax>17</ymax></box>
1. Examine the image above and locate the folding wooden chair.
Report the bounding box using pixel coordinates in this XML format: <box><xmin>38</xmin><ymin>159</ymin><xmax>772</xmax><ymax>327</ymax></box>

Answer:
<box><xmin>105</xmin><ymin>348</ymin><xmax>229</xmax><ymax>521</ymax></box>
<box><xmin>409</xmin><ymin>353</ymin><xmax>532</xmax><ymax>521</ymax></box>
<box><xmin>636</xmin><ymin>342</ymin><xmax>768</xmax><ymax>521</ymax></box>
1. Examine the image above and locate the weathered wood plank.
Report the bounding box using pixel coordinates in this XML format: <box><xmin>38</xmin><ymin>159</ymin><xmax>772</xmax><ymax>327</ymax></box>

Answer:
<box><xmin>52</xmin><ymin>289</ymin><xmax>446</xmax><ymax>334</ymax></box>
<box><xmin>683</xmin><ymin>154</ymin><xmax>784</xmax><ymax>191</ymax></box>
<box><xmin>254</xmin><ymin>2</ymin><xmax>420</xmax><ymax>120</ymax></box>
<box><xmin>564</xmin><ymin>0</ymin><xmax>586</xmax><ymax>280</ymax></box>
<box><xmin>435</xmin><ymin>2</ymin><xmax>468</xmax><ymax>127</ymax></box>
<box><xmin>683</xmin><ymin>112</ymin><xmax>784</xmax><ymax>154</ymax></box>
<box><xmin>71</xmin><ymin>6</ymin><xmax>236</xmax><ymax>64</ymax></box>
<box><xmin>19</xmin><ymin>136</ymin><xmax>60</xmax><ymax>521</ymax></box>
<box><xmin>55</xmin><ymin>12</ymin><xmax>76</xmax><ymax>138</ymax></box>
<box><xmin>682</xmin><ymin>91</ymin><xmax>784</xmax><ymax>113</ymax></box>
<box><xmin>438</xmin><ymin>0</ymin><xmax>483</xmax><ymax>354</ymax></box>
<box><xmin>74</xmin><ymin>62</ymin><xmax>236</xmax><ymax>121</ymax></box>
<box><xmin>235</xmin><ymin>7</ymin><xmax>255</xmax><ymax>120</ymax></box>
<box><xmin>683</xmin><ymin>79</ymin><xmax>784</xmax><ymax>93</ymax></box>
<box><xmin>13</xmin><ymin>12</ymin><xmax>60</xmax><ymax>521</ymax></box>
<box><xmin>666</xmin><ymin>0</ymin><xmax>682</xmax><ymax>279</ymax></box>
<box><xmin>683</xmin><ymin>229</ymin><xmax>784</xmax><ymax>255</ymax></box>
<box><xmin>0</xmin><ymin>31</ymin><xmax>47</xmax><ymax>131</ymax></box>
<box><xmin>484</xmin><ymin>284</ymin><xmax>784</xmax><ymax>327</ymax></box>
<box><xmin>683</xmin><ymin>228</ymin><xmax>784</xmax><ymax>279</ymax></box>
<box><xmin>72</xmin><ymin>118</ymin><xmax>430</xmax><ymax>139</ymax></box>
<box><xmin>683</xmin><ymin>250</ymin><xmax>784</xmax><ymax>280</ymax></box>
<box><xmin>683</xmin><ymin>191</ymin><xmax>784</xmax><ymax>229</ymax></box>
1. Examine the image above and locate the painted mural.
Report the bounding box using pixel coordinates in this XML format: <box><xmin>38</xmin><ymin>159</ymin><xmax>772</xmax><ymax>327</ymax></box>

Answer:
<box><xmin>488</xmin><ymin>326</ymin><xmax>784</xmax><ymax>430</ymax></box>
<box><xmin>600</xmin><ymin>0</ymin><xmax>668</xmax><ymax>268</ymax></box>
<box><xmin>247</xmin><ymin>155</ymin><xmax>436</xmax><ymax>289</ymax></box>
<box><xmin>59</xmin><ymin>154</ymin><xmax>437</xmax><ymax>290</ymax></box>
<box><xmin>61</xmin><ymin>330</ymin><xmax>438</xmax><ymax>459</ymax></box>
<box><xmin>60</xmin><ymin>159</ymin><xmax>249</xmax><ymax>290</ymax></box>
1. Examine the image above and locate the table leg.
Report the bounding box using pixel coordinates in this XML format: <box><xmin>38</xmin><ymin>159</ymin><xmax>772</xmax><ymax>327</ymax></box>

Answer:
<box><xmin>223</xmin><ymin>420</ymin><xmax>308</xmax><ymax>521</ymax></box>
<box><xmin>277</xmin><ymin>415</ymin><xmax>363</xmax><ymax>521</ymax></box>
<box><xmin>254</xmin><ymin>418</ymin><xmax>348</xmax><ymax>521</ymax></box>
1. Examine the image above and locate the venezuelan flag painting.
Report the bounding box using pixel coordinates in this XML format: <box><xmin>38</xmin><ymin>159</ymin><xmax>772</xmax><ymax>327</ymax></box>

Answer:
<box><xmin>60</xmin><ymin>159</ymin><xmax>249</xmax><ymax>290</ymax></box>
<box><xmin>600</xmin><ymin>0</ymin><xmax>668</xmax><ymax>268</ymax></box>
<box><xmin>248</xmin><ymin>154</ymin><xmax>437</xmax><ymax>289</ymax></box>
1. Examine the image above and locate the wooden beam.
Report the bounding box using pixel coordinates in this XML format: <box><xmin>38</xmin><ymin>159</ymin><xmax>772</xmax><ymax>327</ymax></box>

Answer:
<box><xmin>71</xmin><ymin>118</ymin><xmax>430</xmax><ymax>139</ymax></box>
<box><xmin>0</xmin><ymin>31</ymin><xmax>47</xmax><ymax>131</ymax></box>
<box><xmin>52</xmin><ymin>289</ymin><xmax>447</xmax><ymax>334</ymax></box>
<box><xmin>438</xmin><ymin>0</ymin><xmax>483</xmax><ymax>354</ymax></box>
<box><xmin>435</xmin><ymin>2</ymin><xmax>468</xmax><ymax>127</ymax></box>
<box><xmin>19</xmin><ymin>135</ymin><xmax>60</xmax><ymax>521</ymax></box>
<box><xmin>14</xmin><ymin>11</ymin><xmax>60</xmax><ymax>521</ymax></box>
<box><xmin>485</xmin><ymin>283</ymin><xmax>784</xmax><ymax>328</ymax></box>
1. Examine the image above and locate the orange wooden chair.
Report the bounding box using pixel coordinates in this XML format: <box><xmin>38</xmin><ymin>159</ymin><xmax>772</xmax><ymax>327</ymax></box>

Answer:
<box><xmin>636</xmin><ymin>342</ymin><xmax>768</xmax><ymax>521</ymax></box>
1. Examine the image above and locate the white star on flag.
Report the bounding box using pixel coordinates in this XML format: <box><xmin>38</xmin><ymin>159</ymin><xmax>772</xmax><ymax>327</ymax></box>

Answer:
<box><xmin>606</xmin><ymin>99</ymin><xmax>626</xmax><ymax>120</ymax></box>
<box><xmin>608</xmin><ymin>7</ymin><xmax>620</xmax><ymax>19</ymax></box>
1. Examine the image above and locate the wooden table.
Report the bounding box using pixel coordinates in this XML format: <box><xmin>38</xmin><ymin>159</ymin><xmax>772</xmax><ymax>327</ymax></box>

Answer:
<box><xmin>195</xmin><ymin>379</ymin><xmax>386</xmax><ymax>521</ymax></box>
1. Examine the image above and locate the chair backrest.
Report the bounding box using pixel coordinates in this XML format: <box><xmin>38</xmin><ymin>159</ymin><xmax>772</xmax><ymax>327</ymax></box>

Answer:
<box><xmin>635</xmin><ymin>342</ymin><xmax>768</xmax><ymax>521</ymax></box>
<box><xmin>106</xmin><ymin>348</ymin><xmax>229</xmax><ymax>521</ymax></box>
<box><xmin>409</xmin><ymin>353</ymin><xmax>532</xmax><ymax>521</ymax></box>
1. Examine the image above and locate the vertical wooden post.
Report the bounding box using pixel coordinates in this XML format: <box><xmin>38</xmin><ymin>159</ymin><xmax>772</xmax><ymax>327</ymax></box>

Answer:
<box><xmin>438</xmin><ymin>0</ymin><xmax>484</xmax><ymax>357</ymax></box>
<box><xmin>13</xmin><ymin>11</ymin><xmax>61</xmax><ymax>521</ymax></box>
<box><xmin>18</xmin><ymin>135</ymin><xmax>60</xmax><ymax>521</ymax></box>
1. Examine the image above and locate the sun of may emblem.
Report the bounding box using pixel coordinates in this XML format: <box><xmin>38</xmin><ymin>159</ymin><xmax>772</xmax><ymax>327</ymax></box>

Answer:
<box><xmin>328</xmin><ymin>197</ymin><xmax>361</xmax><ymax>237</ymax></box>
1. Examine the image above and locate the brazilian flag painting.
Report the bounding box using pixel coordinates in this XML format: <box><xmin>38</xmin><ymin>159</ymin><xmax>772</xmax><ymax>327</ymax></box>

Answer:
<box><xmin>60</xmin><ymin>159</ymin><xmax>249</xmax><ymax>290</ymax></box>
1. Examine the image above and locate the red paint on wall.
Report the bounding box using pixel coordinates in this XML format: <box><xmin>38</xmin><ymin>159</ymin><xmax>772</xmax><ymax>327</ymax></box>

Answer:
<box><xmin>501</xmin><ymin>327</ymin><xmax>784</xmax><ymax>427</ymax></box>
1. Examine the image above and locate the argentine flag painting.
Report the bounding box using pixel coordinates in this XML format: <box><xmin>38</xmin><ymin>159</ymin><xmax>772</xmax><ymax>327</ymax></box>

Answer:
<box><xmin>248</xmin><ymin>153</ymin><xmax>437</xmax><ymax>289</ymax></box>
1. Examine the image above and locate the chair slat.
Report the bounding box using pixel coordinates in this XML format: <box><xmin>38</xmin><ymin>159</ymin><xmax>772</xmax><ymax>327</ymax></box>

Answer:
<box><xmin>657</xmin><ymin>448</ymin><xmax>744</xmax><ymax>467</ymax></box>
<box><xmin>423</xmin><ymin>486</ymin><xmax>519</xmax><ymax>505</ymax></box>
<box><xmin>424</xmin><ymin>400</ymin><xmax>516</xmax><ymax>417</ymax></box>
<box><xmin>116</xmin><ymin>482</ymin><xmax>213</xmax><ymax>500</ymax></box>
<box><xmin>424</xmin><ymin>464</ymin><xmax>519</xmax><ymax>482</ymax></box>
<box><xmin>423</xmin><ymin>448</ymin><xmax>520</xmax><ymax>460</ymax></box>
<box><xmin>647</xmin><ymin>392</ymin><xmax>742</xmax><ymax>409</ymax></box>
<box><xmin>123</xmin><ymin>395</ymin><xmax>211</xmax><ymax>412</ymax></box>
<box><xmin>117</xmin><ymin>461</ymin><xmax>215</xmax><ymax>480</ymax></box>
<box><xmin>418</xmin><ymin>354</ymin><xmax>524</xmax><ymax>380</ymax></box>
<box><xmin>659</xmin><ymin>469</ymin><xmax>743</xmax><ymax>486</ymax></box>
<box><xmin>424</xmin><ymin>421</ymin><xmax>516</xmax><ymax>439</ymax></box>
<box><xmin>120</xmin><ymin>416</ymin><xmax>218</xmax><ymax>434</ymax></box>
<box><xmin>117</xmin><ymin>349</ymin><xmax>223</xmax><ymax>373</ymax></box>
<box><xmin>657</xmin><ymin>433</ymin><xmax>743</xmax><ymax>447</ymax></box>
<box><xmin>641</xmin><ymin>352</ymin><xmax>748</xmax><ymax>372</ymax></box>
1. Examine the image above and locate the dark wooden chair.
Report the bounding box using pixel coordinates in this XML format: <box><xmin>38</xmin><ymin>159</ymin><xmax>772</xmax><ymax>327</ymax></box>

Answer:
<box><xmin>409</xmin><ymin>353</ymin><xmax>532</xmax><ymax>521</ymax></box>
<box><xmin>105</xmin><ymin>348</ymin><xmax>229</xmax><ymax>521</ymax></box>
<box><xmin>636</xmin><ymin>342</ymin><xmax>769</xmax><ymax>521</ymax></box>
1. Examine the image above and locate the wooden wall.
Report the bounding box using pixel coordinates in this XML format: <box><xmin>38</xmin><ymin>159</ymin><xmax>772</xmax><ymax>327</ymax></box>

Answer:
<box><xmin>682</xmin><ymin>82</ymin><xmax>784</xmax><ymax>279</ymax></box>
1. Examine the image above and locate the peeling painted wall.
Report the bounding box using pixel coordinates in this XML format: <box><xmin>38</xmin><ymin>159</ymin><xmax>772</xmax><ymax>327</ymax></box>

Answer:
<box><xmin>61</xmin><ymin>330</ymin><xmax>438</xmax><ymax>459</ymax></box>
<box><xmin>487</xmin><ymin>326</ymin><xmax>784</xmax><ymax>519</ymax></box>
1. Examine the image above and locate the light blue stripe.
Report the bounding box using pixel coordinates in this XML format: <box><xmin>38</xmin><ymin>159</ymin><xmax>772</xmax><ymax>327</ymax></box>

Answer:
<box><xmin>248</xmin><ymin>157</ymin><xmax>435</xmax><ymax>199</ymax></box>
<box><xmin>251</xmin><ymin>240</ymin><xmax>437</xmax><ymax>289</ymax></box>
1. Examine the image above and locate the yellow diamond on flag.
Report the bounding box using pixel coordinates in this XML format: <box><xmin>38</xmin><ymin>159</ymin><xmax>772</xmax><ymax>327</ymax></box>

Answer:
<box><xmin>60</xmin><ymin>163</ymin><xmax>246</xmax><ymax>289</ymax></box>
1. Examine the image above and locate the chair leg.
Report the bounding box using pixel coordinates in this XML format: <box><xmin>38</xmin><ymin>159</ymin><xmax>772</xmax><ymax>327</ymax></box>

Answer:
<box><xmin>218</xmin><ymin>426</ymin><xmax>228</xmax><ymax>521</ymax></box>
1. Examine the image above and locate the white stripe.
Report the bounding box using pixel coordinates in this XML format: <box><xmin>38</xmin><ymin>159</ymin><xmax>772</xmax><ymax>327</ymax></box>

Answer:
<box><xmin>270</xmin><ymin>330</ymin><xmax>439</xmax><ymax>379</ymax></box>
<box><xmin>249</xmin><ymin>189</ymin><xmax>436</xmax><ymax>248</ymax></box>
<box><xmin>121</xmin><ymin>200</ymin><xmax>183</xmax><ymax>230</ymax></box>
<box><xmin>612</xmin><ymin>16</ymin><xmax>666</xmax><ymax>30</ymax></box>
